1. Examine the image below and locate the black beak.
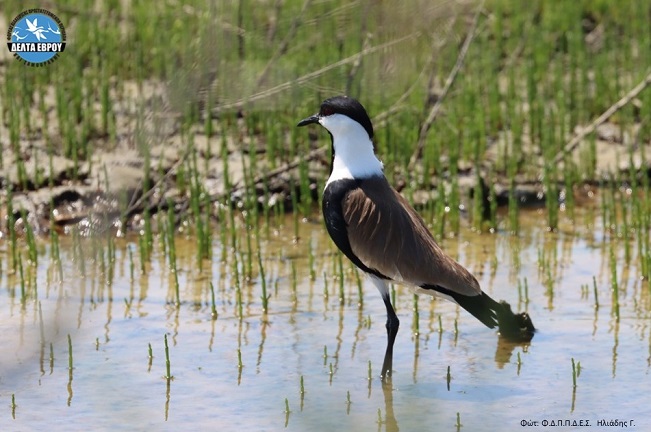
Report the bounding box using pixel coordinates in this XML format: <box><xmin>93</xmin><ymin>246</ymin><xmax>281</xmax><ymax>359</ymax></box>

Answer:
<box><xmin>297</xmin><ymin>114</ymin><xmax>319</xmax><ymax>127</ymax></box>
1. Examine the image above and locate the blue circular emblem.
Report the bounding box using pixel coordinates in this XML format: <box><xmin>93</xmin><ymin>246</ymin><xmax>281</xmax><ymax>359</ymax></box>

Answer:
<box><xmin>6</xmin><ymin>9</ymin><xmax>66</xmax><ymax>66</ymax></box>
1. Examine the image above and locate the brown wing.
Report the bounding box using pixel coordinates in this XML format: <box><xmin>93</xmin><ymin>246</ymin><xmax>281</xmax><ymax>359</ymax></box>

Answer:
<box><xmin>342</xmin><ymin>177</ymin><xmax>481</xmax><ymax>297</ymax></box>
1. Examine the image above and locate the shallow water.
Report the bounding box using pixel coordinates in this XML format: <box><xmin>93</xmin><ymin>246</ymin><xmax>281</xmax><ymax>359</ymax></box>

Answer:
<box><xmin>1</xmin><ymin>204</ymin><xmax>650</xmax><ymax>431</ymax></box>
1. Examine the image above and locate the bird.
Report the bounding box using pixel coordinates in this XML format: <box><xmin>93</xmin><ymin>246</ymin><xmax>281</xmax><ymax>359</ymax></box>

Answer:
<box><xmin>25</xmin><ymin>18</ymin><xmax>47</xmax><ymax>41</ymax></box>
<box><xmin>297</xmin><ymin>95</ymin><xmax>534</xmax><ymax>380</ymax></box>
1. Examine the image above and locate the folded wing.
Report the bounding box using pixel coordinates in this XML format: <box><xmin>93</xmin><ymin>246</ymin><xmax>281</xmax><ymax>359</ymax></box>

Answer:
<box><xmin>342</xmin><ymin>177</ymin><xmax>481</xmax><ymax>298</ymax></box>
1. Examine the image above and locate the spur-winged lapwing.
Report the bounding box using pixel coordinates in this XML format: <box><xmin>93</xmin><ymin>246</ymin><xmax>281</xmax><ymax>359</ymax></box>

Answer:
<box><xmin>298</xmin><ymin>96</ymin><xmax>535</xmax><ymax>380</ymax></box>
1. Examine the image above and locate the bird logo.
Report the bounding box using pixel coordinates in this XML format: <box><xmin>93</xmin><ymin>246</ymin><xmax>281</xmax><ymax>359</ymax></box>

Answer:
<box><xmin>6</xmin><ymin>9</ymin><xmax>66</xmax><ymax>66</ymax></box>
<box><xmin>25</xmin><ymin>18</ymin><xmax>48</xmax><ymax>41</ymax></box>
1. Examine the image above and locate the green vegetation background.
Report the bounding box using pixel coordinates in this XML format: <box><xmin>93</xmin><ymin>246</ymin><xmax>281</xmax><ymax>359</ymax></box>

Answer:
<box><xmin>1</xmin><ymin>0</ymin><xmax>650</xmax><ymax>231</ymax></box>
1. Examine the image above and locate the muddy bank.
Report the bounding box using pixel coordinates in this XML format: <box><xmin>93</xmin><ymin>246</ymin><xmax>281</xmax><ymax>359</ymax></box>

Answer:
<box><xmin>1</xmin><ymin>81</ymin><xmax>649</xmax><ymax>236</ymax></box>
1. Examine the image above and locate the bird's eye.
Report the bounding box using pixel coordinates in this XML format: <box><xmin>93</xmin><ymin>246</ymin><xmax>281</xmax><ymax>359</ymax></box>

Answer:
<box><xmin>320</xmin><ymin>106</ymin><xmax>334</xmax><ymax>117</ymax></box>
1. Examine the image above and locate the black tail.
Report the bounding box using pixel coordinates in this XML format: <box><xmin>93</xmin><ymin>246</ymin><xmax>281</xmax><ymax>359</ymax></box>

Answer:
<box><xmin>452</xmin><ymin>291</ymin><xmax>500</xmax><ymax>329</ymax></box>
<box><xmin>437</xmin><ymin>287</ymin><xmax>535</xmax><ymax>342</ymax></box>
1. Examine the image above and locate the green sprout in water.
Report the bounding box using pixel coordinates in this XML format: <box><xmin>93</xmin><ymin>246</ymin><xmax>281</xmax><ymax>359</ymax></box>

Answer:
<box><xmin>323</xmin><ymin>271</ymin><xmax>329</xmax><ymax>300</ymax></box>
<box><xmin>258</xmin><ymin>251</ymin><xmax>269</xmax><ymax>313</ymax></box>
<box><xmin>412</xmin><ymin>294</ymin><xmax>419</xmax><ymax>335</ymax></box>
<box><xmin>337</xmin><ymin>255</ymin><xmax>345</xmax><ymax>304</ymax></box>
<box><xmin>164</xmin><ymin>334</ymin><xmax>172</xmax><ymax>381</ymax></box>
<box><xmin>299</xmin><ymin>374</ymin><xmax>305</xmax><ymax>411</ymax></box>
<box><xmin>571</xmin><ymin>357</ymin><xmax>580</xmax><ymax>388</ymax></box>
<box><xmin>147</xmin><ymin>342</ymin><xmax>154</xmax><ymax>371</ymax></box>
<box><xmin>237</xmin><ymin>348</ymin><xmax>244</xmax><ymax>370</ymax></box>
<box><xmin>18</xmin><ymin>255</ymin><xmax>26</xmax><ymax>303</ymax></box>
<box><xmin>609</xmin><ymin>247</ymin><xmax>620</xmax><ymax>321</ymax></box>
<box><xmin>49</xmin><ymin>343</ymin><xmax>54</xmax><ymax>373</ymax></box>
<box><xmin>67</xmin><ymin>334</ymin><xmax>73</xmax><ymax>370</ymax></box>
<box><xmin>209</xmin><ymin>281</ymin><xmax>218</xmax><ymax>320</ymax></box>
<box><xmin>284</xmin><ymin>397</ymin><xmax>291</xmax><ymax>427</ymax></box>
<box><xmin>284</xmin><ymin>397</ymin><xmax>291</xmax><ymax>414</ymax></box>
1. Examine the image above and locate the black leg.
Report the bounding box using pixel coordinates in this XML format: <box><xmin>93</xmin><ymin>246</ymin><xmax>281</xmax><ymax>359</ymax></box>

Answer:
<box><xmin>381</xmin><ymin>293</ymin><xmax>399</xmax><ymax>381</ymax></box>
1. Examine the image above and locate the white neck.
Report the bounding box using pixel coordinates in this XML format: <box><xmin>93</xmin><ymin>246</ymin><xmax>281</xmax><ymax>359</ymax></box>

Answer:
<box><xmin>321</xmin><ymin>114</ymin><xmax>384</xmax><ymax>186</ymax></box>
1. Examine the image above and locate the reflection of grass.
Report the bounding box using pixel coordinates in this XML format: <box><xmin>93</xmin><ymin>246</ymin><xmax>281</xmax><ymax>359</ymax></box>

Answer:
<box><xmin>2</xmin><ymin>203</ymin><xmax>649</xmax><ymax>424</ymax></box>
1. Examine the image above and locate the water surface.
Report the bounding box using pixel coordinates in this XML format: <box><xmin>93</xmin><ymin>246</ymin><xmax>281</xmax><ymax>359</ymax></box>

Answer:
<box><xmin>1</xmin><ymin>204</ymin><xmax>649</xmax><ymax>431</ymax></box>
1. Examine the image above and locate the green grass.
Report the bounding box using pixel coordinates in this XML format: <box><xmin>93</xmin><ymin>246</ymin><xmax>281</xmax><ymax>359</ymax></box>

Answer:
<box><xmin>412</xmin><ymin>294</ymin><xmax>420</xmax><ymax>336</ymax></box>
<box><xmin>258</xmin><ymin>250</ymin><xmax>269</xmax><ymax>313</ymax></box>
<box><xmin>1</xmin><ymin>0</ymin><xmax>650</xmax><ymax>241</ymax></box>
<box><xmin>147</xmin><ymin>342</ymin><xmax>154</xmax><ymax>371</ymax></box>
<box><xmin>571</xmin><ymin>357</ymin><xmax>581</xmax><ymax>388</ymax></box>
<box><xmin>209</xmin><ymin>281</ymin><xmax>218</xmax><ymax>319</ymax></box>
<box><xmin>67</xmin><ymin>334</ymin><xmax>73</xmax><ymax>370</ymax></box>
<box><xmin>164</xmin><ymin>333</ymin><xmax>173</xmax><ymax>381</ymax></box>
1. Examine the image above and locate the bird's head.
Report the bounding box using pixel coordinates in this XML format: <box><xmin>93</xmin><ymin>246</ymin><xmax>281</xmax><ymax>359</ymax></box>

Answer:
<box><xmin>297</xmin><ymin>96</ymin><xmax>374</xmax><ymax>141</ymax></box>
<box><xmin>297</xmin><ymin>96</ymin><xmax>382</xmax><ymax>183</ymax></box>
